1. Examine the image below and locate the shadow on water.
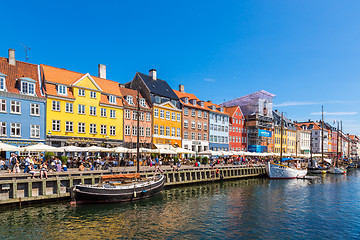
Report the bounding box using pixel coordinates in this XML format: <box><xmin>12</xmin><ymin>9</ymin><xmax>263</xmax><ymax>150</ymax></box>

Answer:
<box><xmin>1</xmin><ymin>172</ymin><xmax>360</xmax><ymax>239</ymax></box>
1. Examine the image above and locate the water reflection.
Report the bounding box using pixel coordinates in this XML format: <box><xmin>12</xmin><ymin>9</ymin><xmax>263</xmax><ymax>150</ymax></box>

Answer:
<box><xmin>0</xmin><ymin>173</ymin><xmax>360</xmax><ymax>239</ymax></box>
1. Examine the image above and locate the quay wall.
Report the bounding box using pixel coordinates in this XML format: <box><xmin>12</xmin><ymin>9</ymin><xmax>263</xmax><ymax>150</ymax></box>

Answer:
<box><xmin>0</xmin><ymin>165</ymin><xmax>266</xmax><ymax>205</ymax></box>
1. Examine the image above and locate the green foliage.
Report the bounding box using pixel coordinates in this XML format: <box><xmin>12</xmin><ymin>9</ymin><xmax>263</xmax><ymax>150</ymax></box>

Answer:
<box><xmin>202</xmin><ymin>156</ymin><xmax>208</xmax><ymax>165</ymax></box>
<box><xmin>196</xmin><ymin>156</ymin><xmax>201</xmax><ymax>162</ymax></box>
<box><xmin>190</xmin><ymin>157</ymin><xmax>195</xmax><ymax>161</ymax></box>
<box><xmin>59</xmin><ymin>156</ymin><xmax>68</xmax><ymax>164</ymax></box>
<box><xmin>45</xmin><ymin>152</ymin><xmax>55</xmax><ymax>160</ymax></box>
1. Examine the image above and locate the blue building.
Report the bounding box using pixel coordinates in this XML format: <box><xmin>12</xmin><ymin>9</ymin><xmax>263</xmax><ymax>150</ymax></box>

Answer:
<box><xmin>0</xmin><ymin>49</ymin><xmax>46</xmax><ymax>159</ymax></box>
<box><xmin>206</xmin><ymin>101</ymin><xmax>229</xmax><ymax>151</ymax></box>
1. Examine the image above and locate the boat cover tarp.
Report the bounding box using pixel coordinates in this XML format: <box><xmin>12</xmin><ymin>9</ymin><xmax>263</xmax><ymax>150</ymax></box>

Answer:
<box><xmin>281</xmin><ymin>158</ymin><xmax>293</xmax><ymax>161</ymax></box>
<box><xmin>101</xmin><ymin>173</ymin><xmax>140</xmax><ymax>181</ymax></box>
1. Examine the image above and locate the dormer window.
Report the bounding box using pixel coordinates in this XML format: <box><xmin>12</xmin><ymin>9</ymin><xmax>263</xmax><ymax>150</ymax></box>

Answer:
<box><xmin>220</xmin><ymin>107</ymin><xmax>224</xmax><ymax>112</ymax></box>
<box><xmin>109</xmin><ymin>95</ymin><xmax>116</xmax><ymax>104</ymax></box>
<box><xmin>140</xmin><ymin>98</ymin><xmax>146</xmax><ymax>107</ymax></box>
<box><xmin>57</xmin><ymin>85</ymin><xmax>67</xmax><ymax>96</ymax></box>
<box><xmin>20</xmin><ymin>79</ymin><xmax>36</xmax><ymax>96</ymax></box>
<box><xmin>200</xmin><ymin>101</ymin><xmax>204</xmax><ymax>107</ymax></box>
<box><xmin>192</xmin><ymin>99</ymin><xmax>197</xmax><ymax>105</ymax></box>
<box><xmin>212</xmin><ymin>105</ymin><xmax>216</xmax><ymax>110</ymax></box>
<box><xmin>126</xmin><ymin>96</ymin><xmax>134</xmax><ymax>105</ymax></box>
<box><xmin>0</xmin><ymin>73</ymin><xmax>6</xmax><ymax>91</ymax></box>
<box><xmin>184</xmin><ymin>97</ymin><xmax>189</xmax><ymax>104</ymax></box>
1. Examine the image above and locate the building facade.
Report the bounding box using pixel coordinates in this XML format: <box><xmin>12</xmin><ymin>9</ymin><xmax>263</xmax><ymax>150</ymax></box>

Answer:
<box><xmin>206</xmin><ymin>101</ymin><xmax>229</xmax><ymax>151</ymax></box>
<box><xmin>42</xmin><ymin>64</ymin><xmax>123</xmax><ymax>147</ymax></box>
<box><xmin>174</xmin><ymin>85</ymin><xmax>209</xmax><ymax>153</ymax></box>
<box><xmin>119</xmin><ymin>87</ymin><xmax>152</xmax><ymax>149</ymax></box>
<box><xmin>226</xmin><ymin>106</ymin><xmax>247</xmax><ymax>151</ymax></box>
<box><xmin>126</xmin><ymin>69</ymin><xmax>182</xmax><ymax>148</ymax></box>
<box><xmin>0</xmin><ymin>49</ymin><xmax>46</xmax><ymax>158</ymax></box>
<box><xmin>295</xmin><ymin>125</ymin><xmax>311</xmax><ymax>155</ymax></box>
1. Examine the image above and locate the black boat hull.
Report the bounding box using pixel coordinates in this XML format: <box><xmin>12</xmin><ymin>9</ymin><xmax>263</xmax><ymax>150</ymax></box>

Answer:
<box><xmin>71</xmin><ymin>175</ymin><xmax>165</xmax><ymax>204</ymax></box>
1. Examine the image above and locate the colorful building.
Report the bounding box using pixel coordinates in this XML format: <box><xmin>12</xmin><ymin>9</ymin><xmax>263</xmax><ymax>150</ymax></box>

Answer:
<box><xmin>119</xmin><ymin>87</ymin><xmax>152</xmax><ymax>149</ymax></box>
<box><xmin>295</xmin><ymin>124</ymin><xmax>311</xmax><ymax>155</ymax></box>
<box><xmin>273</xmin><ymin>110</ymin><xmax>297</xmax><ymax>154</ymax></box>
<box><xmin>42</xmin><ymin>64</ymin><xmax>123</xmax><ymax>147</ymax></box>
<box><xmin>0</xmin><ymin>49</ymin><xmax>46</xmax><ymax>158</ymax></box>
<box><xmin>226</xmin><ymin>106</ymin><xmax>247</xmax><ymax>151</ymax></box>
<box><xmin>206</xmin><ymin>101</ymin><xmax>229</xmax><ymax>151</ymax></box>
<box><xmin>126</xmin><ymin>69</ymin><xmax>182</xmax><ymax>148</ymax></box>
<box><xmin>174</xmin><ymin>85</ymin><xmax>209</xmax><ymax>153</ymax></box>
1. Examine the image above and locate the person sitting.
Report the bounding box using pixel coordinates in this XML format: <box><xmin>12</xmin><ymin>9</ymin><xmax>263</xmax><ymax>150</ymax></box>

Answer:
<box><xmin>79</xmin><ymin>162</ymin><xmax>85</xmax><ymax>171</ymax></box>
<box><xmin>28</xmin><ymin>163</ymin><xmax>36</xmax><ymax>179</ymax></box>
<box><xmin>40</xmin><ymin>164</ymin><xmax>48</xmax><ymax>179</ymax></box>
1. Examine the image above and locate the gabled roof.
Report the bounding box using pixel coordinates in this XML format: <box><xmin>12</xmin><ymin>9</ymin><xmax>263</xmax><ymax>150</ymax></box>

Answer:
<box><xmin>119</xmin><ymin>87</ymin><xmax>150</xmax><ymax>109</ymax></box>
<box><xmin>225</xmin><ymin>106</ymin><xmax>243</xmax><ymax>118</ymax></box>
<box><xmin>0</xmin><ymin>57</ymin><xmax>44</xmax><ymax>97</ymax></box>
<box><xmin>137</xmin><ymin>72</ymin><xmax>179</xmax><ymax>100</ymax></box>
<box><xmin>295</xmin><ymin>122</ymin><xmax>321</xmax><ymax>130</ymax></box>
<box><xmin>203</xmin><ymin>101</ymin><xmax>228</xmax><ymax>115</ymax></box>
<box><xmin>173</xmin><ymin>89</ymin><xmax>208</xmax><ymax>111</ymax></box>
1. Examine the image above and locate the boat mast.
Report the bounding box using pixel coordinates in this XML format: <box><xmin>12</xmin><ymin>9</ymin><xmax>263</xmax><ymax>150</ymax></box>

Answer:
<box><xmin>340</xmin><ymin>121</ymin><xmax>343</xmax><ymax>162</ymax></box>
<box><xmin>321</xmin><ymin>105</ymin><xmax>324</xmax><ymax>164</ymax></box>
<box><xmin>136</xmin><ymin>87</ymin><xmax>141</xmax><ymax>174</ymax></box>
<box><xmin>280</xmin><ymin>112</ymin><xmax>283</xmax><ymax>161</ymax></box>
<box><xmin>336</xmin><ymin>121</ymin><xmax>339</xmax><ymax>167</ymax></box>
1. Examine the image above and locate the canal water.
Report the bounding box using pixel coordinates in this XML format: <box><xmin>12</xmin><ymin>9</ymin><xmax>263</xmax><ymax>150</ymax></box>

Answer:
<box><xmin>1</xmin><ymin>170</ymin><xmax>360</xmax><ymax>240</ymax></box>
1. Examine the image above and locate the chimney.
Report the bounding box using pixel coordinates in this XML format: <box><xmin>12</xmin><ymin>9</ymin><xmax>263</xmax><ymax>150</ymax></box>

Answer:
<box><xmin>8</xmin><ymin>49</ymin><xmax>15</xmax><ymax>66</ymax></box>
<box><xmin>179</xmin><ymin>84</ymin><xmax>185</xmax><ymax>93</ymax></box>
<box><xmin>98</xmin><ymin>64</ymin><xmax>106</xmax><ymax>79</ymax></box>
<box><xmin>149</xmin><ymin>69</ymin><xmax>156</xmax><ymax>80</ymax></box>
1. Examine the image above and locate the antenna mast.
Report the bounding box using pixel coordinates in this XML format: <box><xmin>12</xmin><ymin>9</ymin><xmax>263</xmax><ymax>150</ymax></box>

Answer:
<box><xmin>19</xmin><ymin>43</ymin><xmax>31</xmax><ymax>62</ymax></box>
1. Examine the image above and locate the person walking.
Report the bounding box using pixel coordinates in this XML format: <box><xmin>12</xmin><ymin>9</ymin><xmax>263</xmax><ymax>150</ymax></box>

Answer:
<box><xmin>154</xmin><ymin>156</ymin><xmax>164</xmax><ymax>176</ymax></box>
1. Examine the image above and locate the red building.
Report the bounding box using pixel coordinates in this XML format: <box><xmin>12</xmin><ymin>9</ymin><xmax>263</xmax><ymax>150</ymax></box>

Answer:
<box><xmin>226</xmin><ymin>106</ymin><xmax>247</xmax><ymax>151</ymax></box>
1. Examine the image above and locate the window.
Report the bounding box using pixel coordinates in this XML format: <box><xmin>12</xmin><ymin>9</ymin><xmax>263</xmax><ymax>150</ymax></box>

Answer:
<box><xmin>225</xmin><ymin>126</ymin><xmax>228</xmax><ymax>132</ymax></box>
<box><xmin>126</xmin><ymin>96</ymin><xmax>134</xmax><ymax>105</ymax></box>
<box><xmin>125</xmin><ymin>109</ymin><xmax>130</xmax><ymax>119</ymax></box>
<box><xmin>90</xmin><ymin>124</ymin><xmax>97</xmax><ymax>134</ymax></box>
<box><xmin>132</xmin><ymin>126</ymin><xmax>137</xmax><ymax>136</ymax></box>
<box><xmin>160</xmin><ymin>110</ymin><xmax>164</xmax><ymax>119</ymax></box>
<box><xmin>78</xmin><ymin>105</ymin><xmax>85</xmax><ymax>114</ymax></box>
<box><xmin>0</xmin><ymin>77</ymin><xmax>5</xmax><ymax>91</ymax></box>
<box><xmin>191</xmin><ymin>109</ymin><xmax>196</xmax><ymax>117</ymax></box>
<box><xmin>197</xmin><ymin>133</ymin><xmax>201</xmax><ymax>140</ymax></box>
<box><xmin>52</xmin><ymin>101</ymin><xmax>60</xmax><ymax>112</ymax></box>
<box><xmin>146</xmin><ymin>112</ymin><xmax>151</xmax><ymax>121</ymax></box>
<box><xmin>132</xmin><ymin>111</ymin><xmax>137</xmax><ymax>120</ymax></box>
<box><xmin>177</xmin><ymin>128</ymin><xmax>180</xmax><ymax>137</ymax></box>
<box><xmin>0</xmin><ymin>122</ymin><xmax>6</xmax><ymax>136</ymax></box>
<box><xmin>184</xmin><ymin>97</ymin><xmax>189</xmax><ymax>104</ymax></box>
<box><xmin>78</xmin><ymin>122</ymin><xmax>85</xmax><ymax>133</ymax></box>
<box><xmin>125</xmin><ymin>125</ymin><xmax>131</xmax><ymax>135</ymax></box>
<box><xmin>203</xmin><ymin>123</ymin><xmax>207</xmax><ymax>130</ymax></box>
<box><xmin>100</xmin><ymin>108</ymin><xmax>107</xmax><ymax>117</ymax></box>
<box><xmin>204</xmin><ymin>112</ymin><xmax>207</xmax><ymax>119</ymax></box>
<box><xmin>184</xmin><ymin>120</ymin><xmax>188</xmax><ymax>128</ymax></box>
<box><xmin>10</xmin><ymin>101</ymin><xmax>21</xmax><ymax>114</ymax></box>
<box><xmin>184</xmin><ymin>107</ymin><xmax>188</xmax><ymax>115</ymax></box>
<box><xmin>184</xmin><ymin>131</ymin><xmax>188</xmax><ymax>139</ymax></box>
<box><xmin>154</xmin><ymin>109</ymin><xmax>159</xmax><ymax>118</ymax></box>
<box><xmin>191</xmin><ymin>121</ymin><xmax>195</xmax><ymax>129</ymax></box>
<box><xmin>110</xmin><ymin>126</ymin><xmax>116</xmax><ymax>136</ymax></box>
<box><xmin>90</xmin><ymin>106</ymin><xmax>96</xmax><ymax>116</ymax></box>
<box><xmin>52</xmin><ymin>120</ymin><xmax>60</xmax><ymax>131</ymax></box>
<box><xmin>10</xmin><ymin>123</ymin><xmax>21</xmax><ymax>137</ymax></box>
<box><xmin>171</xmin><ymin>112</ymin><xmax>175</xmax><ymax>121</ymax></box>
<box><xmin>203</xmin><ymin>133</ymin><xmax>207</xmax><ymax>141</ymax></box>
<box><xmin>65</xmin><ymin>121</ymin><xmax>73</xmax><ymax>132</ymax></box>
<box><xmin>198</xmin><ymin>122</ymin><xmax>202</xmax><ymax>130</ymax></box>
<box><xmin>154</xmin><ymin>125</ymin><xmax>158</xmax><ymax>135</ymax></box>
<box><xmin>139</xmin><ymin>127</ymin><xmax>144</xmax><ymax>136</ymax></box>
<box><xmin>30</xmin><ymin>103</ymin><xmax>40</xmax><ymax>116</ymax></box>
<box><xmin>109</xmin><ymin>95</ymin><xmax>116</xmax><ymax>104</ymax></box>
<box><xmin>210</xmin><ymin>124</ymin><xmax>213</xmax><ymax>130</ymax></box>
<box><xmin>57</xmin><ymin>85</ymin><xmax>67</xmax><ymax>95</ymax></box>
<box><xmin>90</xmin><ymin>91</ymin><xmax>97</xmax><ymax>98</ymax></box>
<box><xmin>210</xmin><ymin>135</ymin><xmax>213</xmax><ymax>142</ymax></box>
<box><xmin>0</xmin><ymin>99</ymin><xmax>6</xmax><ymax>112</ymax></box>
<box><xmin>140</xmin><ymin>98</ymin><xmax>146</xmax><ymax>107</ymax></box>
<box><xmin>198</xmin><ymin>110</ymin><xmax>202</xmax><ymax>118</ymax></box>
<box><xmin>65</xmin><ymin>103</ymin><xmax>73</xmax><ymax>113</ymax></box>
<box><xmin>139</xmin><ymin>112</ymin><xmax>144</xmax><ymax>121</ymax></box>
<box><xmin>166</xmin><ymin>111</ymin><xmax>170</xmax><ymax>120</ymax></box>
<box><xmin>166</xmin><ymin>126</ymin><xmax>170</xmax><ymax>136</ymax></box>
<box><xmin>78</xmin><ymin>89</ymin><xmax>85</xmax><ymax>96</ymax></box>
<box><xmin>21</xmin><ymin>81</ymin><xmax>35</xmax><ymax>95</ymax></box>
<box><xmin>177</xmin><ymin>113</ymin><xmax>181</xmax><ymax>122</ymax></box>
<box><xmin>146</xmin><ymin>127</ymin><xmax>151</xmax><ymax>137</ymax></box>
<box><xmin>191</xmin><ymin>132</ymin><xmax>196</xmax><ymax>140</ymax></box>
<box><xmin>100</xmin><ymin>125</ymin><xmax>107</xmax><ymax>135</ymax></box>
<box><xmin>110</xmin><ymin>109</ymin><xmax>116</xmax><ymax>118</ymax></box>
<box><xmin>171</xmin><ymin>127</ymin><xmax>175</xmax><ymax>137</ymax></box>
<box><xmin>160</xmin><ymin>126</ymin><xmax>164</xmax><ymax>135</ymax></box>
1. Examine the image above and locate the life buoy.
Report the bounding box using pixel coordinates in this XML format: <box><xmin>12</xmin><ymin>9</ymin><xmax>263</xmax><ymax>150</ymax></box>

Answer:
<box><xmin>216</xmin><ymin>169</ymin><xmax>220</xmax><ymax>174</ymax></box>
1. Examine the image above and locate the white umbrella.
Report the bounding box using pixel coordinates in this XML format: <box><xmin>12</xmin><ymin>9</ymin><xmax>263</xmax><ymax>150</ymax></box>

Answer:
<box><xmin>22</xmin><ymin>143</ymin><xmax>64</xmax><ymax>152</ymax></box>
<box><xmin>220</xmin><ymin>151</ymin><xmax>234</xmax><ymax>156</ymax></box>
<box><xmin>153</xmin><ymin>148</ymin><xmax>177</xmax><ymax>154</ymax></box>
<box><xmin>60</xmin><ymin>146</ymin><xmax>89</xmax><ymax>152</ymax></box>
<box><xmin>112</xmin><ymin>146</ymin><xmax>129</xmax><ymax>153</ymax></box>
<box><xmin>87</xmin><ymin>146</ymin><xmax>112</xmax><ymax>152</ymax></box>
<box><xmin>175</xmin><ymin>147</ymin><xmax>195</xmax><ymax>154</ymax></box>
<box><xmin>0</xmin><ymin>142</ymin><xmax>22</xmax><ymax>151</ymax></box>
<box><xmin>197</xmin><ymin>150</ymin><xmax>213</xmax><ymax>155</ymax></box>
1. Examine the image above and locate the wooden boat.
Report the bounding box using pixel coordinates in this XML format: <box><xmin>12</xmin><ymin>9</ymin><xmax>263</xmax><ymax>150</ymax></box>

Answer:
<box><xmin>266</xmin><ymin>162</ymin><xmax>308</xmax><ymax>179</ymax></box>
<box><xmin>70</xmin><ymin>174</ymin><xmax>166</xmax><ymax>204</ymax></box>
<box><xmin>328</xmin><ymin>166</ymin><xmax>347</xmax><ymax>174</ymax></box>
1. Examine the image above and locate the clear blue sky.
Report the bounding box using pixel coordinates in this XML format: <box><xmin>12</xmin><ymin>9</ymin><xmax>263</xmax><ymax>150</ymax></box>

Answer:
<box><xmin>2</xmin><ymin>0</ymin><xmax>360</xmax><ymax>135</ymax></box>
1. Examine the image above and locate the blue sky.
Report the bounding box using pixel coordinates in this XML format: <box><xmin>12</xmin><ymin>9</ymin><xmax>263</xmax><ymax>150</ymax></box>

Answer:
<box><xmin>2</xmin><ymin>0</ymin><xmax>360</xmax><ymax>135</ymax></box>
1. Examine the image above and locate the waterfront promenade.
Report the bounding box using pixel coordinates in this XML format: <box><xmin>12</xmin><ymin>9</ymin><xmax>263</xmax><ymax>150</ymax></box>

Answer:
<box><xmin>0</xmin><ymin>164</ymin><xmax>265</xmax><ymax>206</ymax></box>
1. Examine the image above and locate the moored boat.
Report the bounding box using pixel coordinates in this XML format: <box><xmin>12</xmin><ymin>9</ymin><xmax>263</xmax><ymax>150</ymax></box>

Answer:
<box><xmin>70</xmin><ymin>174</ymin><xmax>166</xmax><ymax>204</ymax></box>
<box><xmin>328</xmin><ymin>166</ymin><xmax>347</xmax><ymax>174</ymax></box>
<box><xmin>266</xmin><ymin>162</ymin><xmax>308</xmax><ymax>179</ymax></box>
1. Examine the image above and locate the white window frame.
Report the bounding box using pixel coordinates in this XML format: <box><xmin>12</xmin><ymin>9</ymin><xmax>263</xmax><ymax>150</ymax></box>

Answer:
<box><xmin>160</xmin><ymin>110</ymin><xmax>164</xmax><ymax>119</ymax></box>
<box><xmin>198</xmin><ymin>122</ymin><xmax>202</xmax><ymax>130</ymax></box>
<box><xmin>29</xmin><ymin>124</ymin><xmax>40</xmax><ymax>138</ymax></box>
<box><xmin>160</xmin><ymin>126</ymin><xmax>164</xmax><ymax>135</ymax></box>
<box><xmin>132</xmin><ymin>126</ymin><xmax>137</xmax><ymax>136</ymax></box>
<box><xmin>191</xmin><ymin>109</ymin><xmax>196</xmax><ymax>117</ymax></box>
<box><xmin>78</xmin><ymin>104</ymin><xmax>85</xmax><ymax>114</ymax></box>
<box><xmin>166</xmin><ymin>111</ymin><xmax>170</xmax><ymax>120</ymax></box>
<box><xmin>52</xmin><ymin>120</ymin><xmax>60</xmax><ymax>132</ymax></box>
<box><xmin>166</xmin><ymin>126</ymin><xmax>170</xmax><ymax>136</ymax></box>
<box><xmin>100</xmin><ymin>125</ymin><xmax>107</xmax><ymax>135</ymax></box>
<box><xmin>184</xmin><ymin>119</ymin><xmax>188</xmax><ymax>128</ymax></box>
<box><xmin>146</xmin><ymin>112</ymin><xmax>151</xmax><ymax>121</ymax></box>
<box><xmin>90</xmin><ymin>91</ymin><xmax>97</xmax><ymax>99</ymax></box>
<box><xmin>110</xmin><ymin>126</ymin><xmax>116</xmax><ymax>136</ymax></box>
<box><xmin>21</xmin><ymin>81</ymin><xmax>35</xmax><ymax>95</ymax></box>
<box><xmin>139</xmin><ymin>112</ymin><xmax>144</xmax><ymax>121</ymax></box>
<box><xmin>109</xmin><ymin>95</ymin><xmax>116</xmax><ymax>104</ymax></box>
<box><xmin>146</xmin><ymin>127</ymin><xmax>151</xmax><ymax>137</ymax></box>
<box><xmin>154</xmin><ymin>125</ymin><xmax>159</xmax><ymax>135</ymax></box>
<box><xmin>177</xmin><ymin>128</ymin><xmax>180</xmax><ymax>137</ymax></box>
<box><xmin>191</xmin><ymin>132</ymin><xmax>196</xmax><ymax>140</ymax></box>
<box><xmin>177</xmin><ymin>113</ymin><xmax>181</xmax><ymax>122</ymax></box>
<box><xmin>78</xmin><ymin>89</ymin><xmax>85</xmax><ymax>97</ymax></box>
<box><xmin>0</xmin><ymin>99</ymin><xmax>6</xmax><ymax>113</ymax></box>
<box><xmin>125</xmin><ymin>125</ymin><xmax>131</xmax><ymax>136</ymax></box>
<box><xmin>65</xmin><ymin>121</ymin><xmax>73</xmax><ymax>132</ymax></box>
<box><xmin>78</xmin><ymin>122</ymin><xmax>85</xmax><ymax>133</ymax></box>
<box><xmin>0</xmin><ymin>122</ymin><xmax>6</xmax><ymax>136</ymax></box>
<box><xmin>10</xmin><ymin>123</ymin><xmax>21</xmax><ymax>137</ymax></box>
<box><xmin>198</xmin><ymin>110</ymin><xmax>202</xmax><ymax>118</ymax></box>
<box><xmin>101</xmin><ymin>108</ymin><xmax>107</xmax><ymax>117</ymax></box>
<box><xmin>171</xmin><ymin>127</ymin><xmax>175</xmax><ymax>137</ymax></box>
<box><xmin>90</xmin><ymin>106</ymin><xmax>97</xmax><ymax>116</ymax></box>
<box><xmin>191</xmin><ymin>121</ymin><xmax>195</xmax><ymax>129</ymax></box>
<box><xmin>30</xmin><ymin>103</ymin><xmax>40</xmax><ymax>116</ymax></box>
<box><xmin>139</xmin><ymin>126</ymin><xmax>144</xmax><ymax>137</ymax></box>
<box><xmin>126</xmin><ymin>96</ymin><xmax>134</xmax><ymax>105</ymax></box>
<box><xmin>0</xmin><ymin>77</ymin><xmax>5</xmax><ymax>91</ymax></box>
<box><xmin>125</xmin><ymin>109</ymin><xmax>130</xmax><ymax>119</ymax></box>
<box><xmin>57</xmin><ymin>85</ymin><xmax>67</xmax><ymax>96</ymax></box>
<box><xmin>52</xmin><ymin>101</ymin><xmax>60</xmax><ymax>112</ymax></box>
<box><xmin>140</xmin><ymin>98</ymin><xmax>146</xmax><ymax>107</ymax></box>
<box><xmin>184</xmin><ymin>108</ymin><xmax>188</xmax><ymax>115</ymax></box>
<box><xmin>90</xmin><ymin>124</ymin><xmax>97</xmax><ymax>134</ymax></box>
<box><xmin>10</xmin><ymin>100</ymin><xmax>21</xmax><ymax>114</ymax></box>
<box><xmin>65</xmin><ymin>103</ymin><xmax>73</xmax><ymax>113</ymax></box>
<box><xmin>110</xmin><ymin>109</ymin><xmax>116</xmax><ymax>119</ymax></box>
<box><xmin>184</xmin><ymin>131</ymin><xmax>188</xmax><ymax>140</ymax></box>
<box><xmin>154</xmin><ymin>109</ymin><xmax>159</xmax><ymax>118</ymax></box>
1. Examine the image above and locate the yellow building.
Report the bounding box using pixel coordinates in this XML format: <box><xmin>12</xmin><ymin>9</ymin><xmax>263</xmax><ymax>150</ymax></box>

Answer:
<box><xmin>42</xmin><ymin>64</ymin><xmax>123</xmax><ymax>147</ymax></box>
<box><xmin>273</xmin><ymin>110</ymin><xmax>297</xmax><ymax>154</ymax></box>
<box><xmin>273</xmin><ymin>127</ymin><xmax>288</xmax><ymax>154</ymax></box>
